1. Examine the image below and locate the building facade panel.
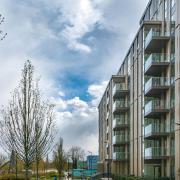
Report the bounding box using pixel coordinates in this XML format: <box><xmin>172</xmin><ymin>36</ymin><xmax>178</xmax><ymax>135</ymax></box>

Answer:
<box><xmin>98</xmin><ymin>0</ymin><xmax>178</xmax><ymax>179</ymax></box>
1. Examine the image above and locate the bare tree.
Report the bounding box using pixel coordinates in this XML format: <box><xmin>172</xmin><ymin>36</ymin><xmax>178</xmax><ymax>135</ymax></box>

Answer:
<box><xmin>0</xmin><ymin>14</ymin><xmax>7</xmax><ymax>41</ymax></box>
<box><xmin>0</xmin><ymin>153</ymin><xmax>6</xmax><ymax>167</ymax></box>
<box><xmin>53</xmin><ymin>137</ymin><xmax>66</xmax><ymax>180</ymax></box>
<box><xmin>68</xmin><ymin>146</ymin><xmax>85</xmax><ymax>169</ymax></box>
<box><xmin>34</xmin><ymin>97</ymin><xmax>55</xmax><ymax>180</ymax></box>
<box><xmin>0</xmin><ymin>60</ymin><xmax>55</xmax><ymax>180</ymax></box>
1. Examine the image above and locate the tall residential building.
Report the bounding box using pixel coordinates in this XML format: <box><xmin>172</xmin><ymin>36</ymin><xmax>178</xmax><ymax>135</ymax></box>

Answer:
<box><xmin>98</xmin><ymin>0</ymin><xmax>180</xmax><ymax>179</ymax></box>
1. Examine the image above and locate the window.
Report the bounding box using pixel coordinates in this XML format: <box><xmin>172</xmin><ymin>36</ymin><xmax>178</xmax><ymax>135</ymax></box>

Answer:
<box><xmin>128</xmin><ymin>54</ymin><xmax>131</xmax><ymax>75</ymax></box>
<box><xmin>164</xmin><ymin>0</ymin><xmax>168</xmax><ymax>20</ymax></box>
<box><xmin>171</xmin><ymin>0</ymin><xmax>176</xmax><ymax>21</ymax></box>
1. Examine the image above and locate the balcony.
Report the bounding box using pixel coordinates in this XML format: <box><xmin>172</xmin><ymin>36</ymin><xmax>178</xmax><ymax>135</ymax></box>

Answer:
<box><xmin>144</xmin><ymin>100</ymin><xmax>169</xmax><ymax>118</ymax></box>
<box><xmin>113</xmin><ymin>118</ymin><xmax>129</xmax><ymax>130</ymax></box>
<box><xmin>144</xmin><ymin>123</ymin><xmax>170</xmax><ymax>139</ymax></box>
<box><xmin>113</xmin><ymin>83</ymin><xmax>129</xmax><ymax>98</ymax></box>
<box><xmin>144</xmin><ymin>77</ymin><xmax>170</xmax><ymax>96</ymax></box>
<box><xmin>113</xmin><ymin>135</ymin><xmax>129</xmax><ymax>145</ymax></box>
<box><xmin>144</xmin><ymin>54</ymin><xmax>170</xmax><ymax>76</ymax></box>
<box><xmin>144</xmin><ymin>29</ymin><xmax>170</xmax><ymax>53</ymax></box>
<box><xmin>113</xmin><ymin>152</ymin><xmax>129</xmax><ymax>161</ymax></box>
<box><xmin>144</xmin><ymin>147</ymin><xmax>174</xmax><ymax>160</ymax></box>
<box><xmin>113</xmin><ymin>100</ymin><xmax>129</xmax><ymax>114</ymax></box>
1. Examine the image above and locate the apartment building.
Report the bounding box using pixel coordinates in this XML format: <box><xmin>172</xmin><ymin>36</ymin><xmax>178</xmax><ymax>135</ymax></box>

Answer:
<box><xmin>98</xmin><ymin>0</ymin><xmax>180</xmax><ymax>179</ymax></box>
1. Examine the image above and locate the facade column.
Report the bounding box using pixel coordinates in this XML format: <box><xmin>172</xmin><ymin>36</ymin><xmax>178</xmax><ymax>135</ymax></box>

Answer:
<box><xmin>175</xmin><ymin>1</ymin><xmax>180</xmax><ymax>179</ymax></box>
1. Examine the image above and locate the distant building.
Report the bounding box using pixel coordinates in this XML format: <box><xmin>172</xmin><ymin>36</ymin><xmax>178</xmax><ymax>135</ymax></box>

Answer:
<box><xmin>87</xmin><ymin>155</ymin><xmax>99</xmax><ymax>170</ymax></box>
<box><xmin>77</xmin><ymin>160</ymin><xmax>87</xmax><ymax>169</ymax></box>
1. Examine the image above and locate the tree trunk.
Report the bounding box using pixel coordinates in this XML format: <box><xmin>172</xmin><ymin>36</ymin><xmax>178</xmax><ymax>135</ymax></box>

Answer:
<box><xmin>36</xmin><ymin>159</ymin><xmax>39</xmax><ymax>180</ymax></box>
<box><xmin>15</xmin><ymin>154</ymin><xmax>18</xmax><ymax>179</ymax></box>
<box><xmin>25</xmin><ymin>166</ymin><xmax>29</xmax><ymax>180</ymax></box>
<box><xmin>59</xmin><ymin>172</ymin><xmax>61</xmax><ymax>180</ymax></box>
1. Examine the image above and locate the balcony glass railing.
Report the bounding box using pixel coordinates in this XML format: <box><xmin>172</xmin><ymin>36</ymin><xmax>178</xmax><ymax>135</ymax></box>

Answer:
<box><xmin>144</xmin><ymin>123</ymin><xmax>170</xmax><ymax>136</ymax></box>
<box><xmin>145</xmin><ymin>77</ymin><xmax>170</xmax><ymax>92</ymax></box>
<box><xmin>113</xmin><ymin>118</ymin><xmax>129</xmax><ymax>128</ymax></box>
<box><xmin>145</xmin><ymin>147</ymin><xmax>174</xmax><ymax>157</ymax></box>
<box><xmin>113</xmin><ymin>83</ymin><xmax>128</xmax><ymax>95</ymax></box>
<box><xmin>113</xmin><ymin>152</ymin><xmax>129</xmax><ymax>160</ymax></box>
<box><xmin>144</xmin><ymin>53</ymin><xmax>170</xmax><ymax>71</ymax></box>
<box><xmin>113</xmin><ymin>100</ymin><xmax>128</xmax><ymax>111</ymax></box>
<box><xmin>113</xmin><ymin>135</ymin><xmax>129</xmax><ymax>144</ymax></box>
<box><xmin>145</xmin><ymin>147</ymin><xmax>166</xmax><ymax>157</ymax></box>
<box><xmin>145</xmin><ymin>28</ymin><xmax>170</xmax><ymax>48</ymax></box>
<box><xmin>144</xmin><ymin>99</ymin><xmax>168</xmax><ymax>115</ymax></box>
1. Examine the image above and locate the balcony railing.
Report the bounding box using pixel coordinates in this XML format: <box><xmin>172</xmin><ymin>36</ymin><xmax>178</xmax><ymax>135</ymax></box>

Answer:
<box><xmin>144</xmin><ymin>123</ymin><xmax>170</xmax><ymax>138</ymax></box>
<box><xmin>113</xmin><ymin>135</ymin><xmax>129</xmax><ymax>145</ymax></box>
<box><xmin>144</xmin><ymin>99</ymin><xmax>169</xmax><ymax>116</ymax></box>
<box><xmin>113</xmin><ymin>118</ymin><xmax>129</xmax><ymax>129</ymax></box>
<box><xmin>145</xmin><ymin>147</ymin><xmax>174</xmax><ymax>159</ymax></box>
<box><xmin>145</xmin><ymin>29</ymin><xmax>170</xmax><ymax>48</ymax></box>
<box><xmin>144</xmin><ymin>29</ymin><xmax>170</xmax><ymax>53</ymax></box>
<box><xmin>113</xmin><ymin>152</ymin><xmax>129</xmax><ymax>160</ymax></box>
<box><xmin>113</xmin><ymin>100</ymin><xmax>129</xmax><ymax>113</ymax></box>
<box><xmin>144</xmin><ymin>53</ymin><xmax>171</xmax><ymax>75</ymax></box>
<box><xmin>144</xmin><ymin>77</ymin><xmax>170</xmax><ymax>95</ymax></box>
<box><xmin>113</xmin><ymin>83</ymin><xmax>128</xmax><ymax>98</ymax></box>
<box><xmin>145</xmin><ymin>54</ymin><xmax>169</xmax><ymax>70</ymax></box>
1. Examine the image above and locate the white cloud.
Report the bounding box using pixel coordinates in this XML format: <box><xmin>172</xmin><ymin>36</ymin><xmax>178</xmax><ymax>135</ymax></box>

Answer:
<box><xmin>59</xmin><ymin>0</ymin><xmax>102</xmax><ymax>53</ymax></box>
<box><xmin>50</xmin><ymin>81</ymin><xmax>108</xmax><ymax>154</ymax></box>
<box><xmin>0</xmin><ymin>0</ymin><xmax>150</xmax><ymax>155</ymax></box>
<box><xmin>88</xmin><ymin>81</ymin><xmax>108</xmax><ymax>106</ymax></box>
<box><xmin>67</xmin><ymin>97</ymin><xmax>88</xmax><ymax>109</ymax></box>
<box><xmin>58</xmin><ymin>91</ymin><xmax>65</xmax><ymax>97</ymax></box>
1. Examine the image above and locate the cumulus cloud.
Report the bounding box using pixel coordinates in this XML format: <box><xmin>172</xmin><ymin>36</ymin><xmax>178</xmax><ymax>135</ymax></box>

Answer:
<box><xmin>88</xmin><ymin>81</ymin><xmax>108</xmax><ymax>106</ymax></box>
<box><xmin>58</xmin><ymin>0</ymin><xmax>102</xmax><ymax>53</ymax></box>
<box><xmin>50</xmin><ymin>81</ymin><xmax>107</xmax><ymax>154</ymax></box>
<box><xmin>0</xmin><ymin>0</ymin><xmax>150</xmax><ymax>155</ymax></box>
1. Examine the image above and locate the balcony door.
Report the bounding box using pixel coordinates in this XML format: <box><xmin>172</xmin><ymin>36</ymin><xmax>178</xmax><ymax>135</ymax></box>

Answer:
<box><xmin>154</xmin><ymin>165</ymin><xmax>161</xmax><ymax>178</ymax></box>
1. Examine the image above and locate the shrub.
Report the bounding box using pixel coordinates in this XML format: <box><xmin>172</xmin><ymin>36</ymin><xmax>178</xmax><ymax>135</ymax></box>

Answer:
<box><xmin>0</xmin><ymin>174</ymin><xmax>25</xmax><ymax>180</ymax></box>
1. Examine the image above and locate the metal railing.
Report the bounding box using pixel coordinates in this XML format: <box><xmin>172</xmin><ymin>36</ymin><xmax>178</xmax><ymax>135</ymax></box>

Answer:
<box><xmin>113</xmin><ymin>100</ymin><xmax>128</xmax><ymax>111</ymax></box>
<box><xmin>113</xmin><ymin>152</ymin><xmax>129</xmax><ymax>160</ymax></box>
<box><xmin>145</xmin><ymin>28</ymin><xmax>170</xmax><ymax>48</ymax></box>
<box><xmin>144</xmin><ymin>99</ymin><xmax>168</xmax><ymax>115</ymax></box>
<box><xmin>145</xmin><ymin>77</ymin><xmax>170</xmax><ymax>92</ymax></box>
<box><xmin>145</xmin><ymin>147</ymin><xmax>174</xmax><ymax>157</ymax></box>
<box><xmin>113</xmin><ymin>118</ymin><xmax>129</xmax><ymax>128</ymax></box>
<box><xmin>113</xmin><ymin>135</ymin><xmax>129</xmax><ymax>144</ymax></box>
<box><xmin>144</xmin><ymin>53</ymin><xmax>170</xmax><ymax>71</ymax></box>
<box><xmin>144</xmin><ymin>123</ymin><xmax>170</xmax><ymax>136</ymax></box>
<box><xmin>113</xmin><ymin>83</ymin><xmax>128</xmax><ymax>95</ymax></box>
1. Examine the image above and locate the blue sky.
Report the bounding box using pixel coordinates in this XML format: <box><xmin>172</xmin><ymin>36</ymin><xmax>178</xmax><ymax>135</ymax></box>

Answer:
<box><xmin>0</xmin><ymin>0</ymin><xmax>149</xmax><ymax>154</ymax></box>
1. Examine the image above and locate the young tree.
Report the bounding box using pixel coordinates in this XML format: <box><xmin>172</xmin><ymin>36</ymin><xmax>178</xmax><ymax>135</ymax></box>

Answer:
<box><xmin>0</xmin><ymin>153</ymin><xmax>6</xmax><ymax>167</ymax></box>
<box><xmin>0</xmin><ymin>60</ymin><xmax>55</xmax><ymax>180</ymax></box>
<box><xmin>0</xmin><ymin>14</ymin><xmax>7</xmax><ymax>41</ymax></box>
<box><xmin>53</xmin><ymin>137</ymin><xmax>66</xmax><ymax>180</ymax></box>
<box><xmin>34</xmin><ymin>97</ymin><xmax>55</xmax><ymax>180</ymax></box>
<box><xmin>68</xmin><ymin>146</ymin><xmax>85</xmax><ymax>169</ymax></box>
